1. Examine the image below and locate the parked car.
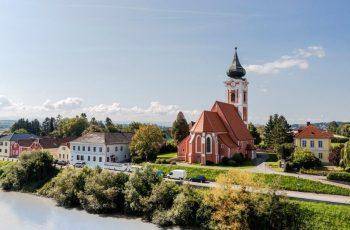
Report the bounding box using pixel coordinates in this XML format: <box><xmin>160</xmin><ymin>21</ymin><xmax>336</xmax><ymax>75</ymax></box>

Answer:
<box><xmin>56</xmin><ymin>160</ymin><xmax>68</xmax><ymax>166</ymax></box>
<box><xmin>189</xmin><ymin>175</ymin><xmax>206</xmax><ymax>183</ymax></box>
<box><xmin>167</xmin><ymin>170</ymin><xmax>187</xmax><ymax>180</ymax></box>
<box><xmin>74</xmin><ymin>162</ymin><xmax>86</xmax><ymax>168</ymax></box>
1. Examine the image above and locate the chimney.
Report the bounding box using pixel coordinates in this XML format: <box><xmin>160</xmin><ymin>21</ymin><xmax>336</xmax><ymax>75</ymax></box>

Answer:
<box><xmin>306</xmin><ymin>121</ymin><xmax>311</xmax><ymax>126</ymax></box>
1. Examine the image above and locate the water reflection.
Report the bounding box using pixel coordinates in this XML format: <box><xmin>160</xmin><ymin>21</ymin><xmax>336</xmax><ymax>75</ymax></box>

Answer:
<box><xmin>0</xmin><ymin>191</ymin><xmax>158</xmax><ymax>230</ymax></box>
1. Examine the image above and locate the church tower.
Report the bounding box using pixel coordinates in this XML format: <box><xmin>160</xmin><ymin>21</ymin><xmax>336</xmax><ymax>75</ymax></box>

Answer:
<box><xmin>224</xmin><ymin>47</ymin><xmax>249</xmax><ymax>124</ymax></box>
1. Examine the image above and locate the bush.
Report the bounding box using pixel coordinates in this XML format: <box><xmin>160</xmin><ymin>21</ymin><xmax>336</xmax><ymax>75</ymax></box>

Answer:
<box><xmin>292</xmin><ymin>148</ymin><xmax>322</xmax><ymax>169</ymax></box>
<box><xmin>275</xmin><ymin>143</ymin><xmax>294</xmax><ymax>160</ymax></box>
<box><xmin>124</xmin><ymin>165</ymin><xmax>161</xmax><ymax>215</ymax></box>
<box><xmin>327</xmin><ymin>172</ymin><xmax>350</xmax><ymax>182</ymax></box>
<box><xmin>39</xmin><ymin>167</ymin><xmax>93</xmax><ymax>207</ymax></box>
<box><xmin>331</xmin><ymin>136</ymin><xmax>349</xmax><ymax>143</ymax></box>
<box><xmin>78</xmin><ymin>171</ymin><xmax>129</xmax><ymax>214</ymax></box>
<box><xmin>231</xmin><ymin>153</ymin><xmax>245</xmax><ymax>164</ymax></box>
<box><xmin>329</xmin><ymin>145</ymin><xmax>343</xmax><ymax>166</ymax></box>
<box><xmin>144</xmin><ymin>181</ymin><xmax>180</xmax><ymax>222</ymax></box>
<box><xmin>155</xmin><ymin>159</ymin><xmax>171</xmax><ymax>164</ymax></box>
<box><xmin>340</xmin><ymin>141</ymin><xmax>350</xmax><ymax>168</ymax></box>
<box><xmin>206</xmin><ymin>161</ymin><xmax>215</xmax><ymax>166</ymax></box>
<box><xmin>1</xmin><ymin>151</ymin><xmax>57</xmax><ymax>191</ymax></box>
<box><xmin>159</xmin><ymin>140</ymin><xmax>177</xmax><ymax>153</ymax></box>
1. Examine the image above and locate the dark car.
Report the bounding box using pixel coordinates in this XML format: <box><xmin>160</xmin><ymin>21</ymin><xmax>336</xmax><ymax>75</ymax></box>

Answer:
<box><xmin>56</xmin><ymin>160</ymin><xmax>68</xmax><ymax>166</ymax></box>
<box><xmin>189</xmin><ymin>175</ymin><xmax>206</xmax><ymax>183</ymax></box>
<box><xmin>74</xmin><ymin>162</ymin><xmax>86</xmax><ymax>168</ymax></box>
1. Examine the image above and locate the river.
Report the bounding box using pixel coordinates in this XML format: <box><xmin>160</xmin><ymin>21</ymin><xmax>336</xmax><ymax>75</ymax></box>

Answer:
<box><xmin>0</xmin><ymin>191</ymin><xmax>158</xmax><ymax>230</ymax></box>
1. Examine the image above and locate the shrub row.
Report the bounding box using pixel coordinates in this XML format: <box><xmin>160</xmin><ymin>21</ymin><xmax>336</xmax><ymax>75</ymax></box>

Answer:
<box><xmin>327</xmin><ymin>172</ymin><xmax>350</xmax><ymax>183</ymax></box>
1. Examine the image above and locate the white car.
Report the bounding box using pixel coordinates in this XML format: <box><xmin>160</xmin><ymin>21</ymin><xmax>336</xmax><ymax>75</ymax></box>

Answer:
<box><xmin>167</xmin><ymin>170</ymin><xmax>187</xmax><ymax>180</ymax></box>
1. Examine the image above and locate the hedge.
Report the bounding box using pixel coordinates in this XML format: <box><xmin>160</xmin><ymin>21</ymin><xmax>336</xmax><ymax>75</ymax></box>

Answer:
<box><xmin>327</xmin><ymin>172</ymin><xmax>350</xmax><ymax>182</ymax></box>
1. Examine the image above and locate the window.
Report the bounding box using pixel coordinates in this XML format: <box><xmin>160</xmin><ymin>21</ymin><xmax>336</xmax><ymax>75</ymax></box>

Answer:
<box><xmin>121</xmin><ymin>146</ymin><xmax>123</xmax><ymax>151</ymax></box>
<box><xmin>206</xmin><ymin>137</ymin><xmax>211</xmax><ymax>153</ymax></box>
<box><xmin>73</xmin><ymin>146</ymin><xmax>76</xmax><ymax>150</ymax></box>
<box><xmin>125</xmin><ymin>155</ymin><xmax>127</xmax><ymax>159</ymax></box>
<box><xmin>0</xmin><ymin>149</ymin><xmax>2</xmax><ymax>152</ymax></box>
<box><xmin>67</xmin><ymin>155</ymin><xmax>68</xmax><ymax>159</ymax></box>
<box><xmin>5</xmin><ymin>142</ymin><xmax>7</xmax><ymax>146</ymax></box>
<box><xmin>302</xmin><ymin>140</ymin><xmax>307</xmax><ymax>148</ymax></box>
<box><xmin>77</xmin><ymin>155</ymin><xmax>80</xmax><ymax>160</ymax></box>
<box><xmin>93</xmin><ymin>147</ymin><xmax>96</xmax><ymax>152</ymax></box>
<box><xmin>0</xmin><ymin>142</ymin><xmax>3</xmax><ymax>146</ymax></box>
<box><xmin>318</xmin><ymin>141</ymin><xmax>323</xmax><ymax>148</ymax></box>
<box><xmin>196</xmin><ymin>136</ymin><xmax>202</xmax><ymax>153</ymax></box>
<box><xmin>107</xmin><ymin>157</ymin><xmax>110</xmax><ymax>162</ymax></box>
<box><xmin>81</xmin><ymin>155</ymin><xmax>84</xmax><ymax>161</ymax></box>
<box><xmin>88</xmin><ymin>146</ymin><xmax>91</xmax><ymax>151</ymax></box>
<box><xmin>115</xmin><ymin>146</ymin><xmax>118</xmax><ymax>151</ymax></box>
<box><xmin>230</xmin><ymin>92</ymin><xmax>235</xmax><ymax>103</ymax></box>
<box><xmin>82</xmin><ymin>146</ymin><xmax>85</xmax><ymax>151</ymax></box>
<box><xmin>310</xmin><ymin>140</ymin><xmax>314</xmax><ymax>148</ymax></box>
<box><xmin>243</xmin><ymin>91</ymin><xmax>247</xmax><ymax>103</ymax></box>
<box><xmin>99</xmin><ymin>147</ymin><xmax>102</xmax><ymax>152</ymax></box>
<box><xmin>59</xmin><ymin>154</ymin><xmax>61</xmax><ymax>158</ymax></box>
<box><xmin>62</xmin><ymin>147</ymin><xmax>66</xmax><ymax>150</ymax></box>
<box><xmin>5</xmin><ymin>149</ymin><xmax>7</xmax><ymax>153</ymax></box>
<box><xmin>93</xmin><ymin>156</ymin><xmax>96</xmax><ymax>161</ymax></box>
<box><xmin>318</xmin><ymin>153</ymin><xmax>323</xmax><ymax>159</ymax></box>
<box><xmin>107</xmin><ymin>147</ymin><xmax>110</xmax><ymax>152</ymax></box>
<box><xmin>88</xmin><ymin>156</ymin><xmax>90</xmax><ymax>161</ymax></box>
<box><xmin>99</xmin><ymin>157</ymin><xmax>102</xmax><ymax>162</ymax></box>
<box><xmin>78</xmin><ymin>146</ymin><xmax>80</xmax><ymax>151</ymax></box>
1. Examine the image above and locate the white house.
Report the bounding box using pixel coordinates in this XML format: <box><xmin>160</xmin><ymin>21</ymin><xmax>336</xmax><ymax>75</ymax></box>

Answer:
<box><xmin>70</xmin><ymin>132</ymin><xmax>133</xmax><ymax>168</ymax></box>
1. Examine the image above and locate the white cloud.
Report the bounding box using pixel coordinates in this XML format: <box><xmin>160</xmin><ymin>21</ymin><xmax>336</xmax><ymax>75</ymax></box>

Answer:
<box><xmin>246</xmin><ymin>46</ymin><xmax>325</xmax><ymax>75</ymax></box>
<box><xmin>0</xmin><ymin>96</ymin><xmax>199</xmax><ymax>122</ymax></box>
<box><xmin>43</xmin><ymin>97</ymin><xmax>83</xmax><ymax>110</ymax></box>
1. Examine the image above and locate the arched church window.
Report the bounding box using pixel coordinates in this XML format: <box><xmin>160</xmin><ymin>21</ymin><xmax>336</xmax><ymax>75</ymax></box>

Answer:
<box><xmin>206</xmin><ymin>137</ymin><xmax>211</xmax><ymax>153</ymax></box>
<box><xmin>196</xmin><ymin>136</ymin><xmax>201</xmax><ymax>153</ymax></box>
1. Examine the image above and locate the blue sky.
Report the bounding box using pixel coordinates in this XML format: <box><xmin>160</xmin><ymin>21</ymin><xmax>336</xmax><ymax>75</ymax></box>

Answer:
<box><xmin>0</xmin><ymin>0</ymin><xmax>349</xmax><ymax>124</ymax></box>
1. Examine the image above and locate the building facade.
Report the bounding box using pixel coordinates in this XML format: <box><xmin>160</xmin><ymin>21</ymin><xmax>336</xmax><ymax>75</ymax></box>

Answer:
<box><xmin>0</xmin><ymin>133</ymin><xmax>37</xmax><ymax>158</ymax></box>
<box><xmin>294</xmin><ymin>123</ymin><xmax>333</xmax><ymax>163</ymax></box>
<box><xmin>70</xmin><ymin>132</ymin><xmax>133</xmax><ymax>168</ymax></box>
<box><xmin>178</xmin><ymin>48</ymin><xmax>255</xmax><ymax>165</ymax></box>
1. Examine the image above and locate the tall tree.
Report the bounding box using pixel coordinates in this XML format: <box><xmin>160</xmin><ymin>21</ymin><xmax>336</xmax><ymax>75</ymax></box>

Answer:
<box><xmin>264</xmin><ymin>114</ymin><xmax>293</xmax><ymax>147</ymax></box>
<box><xmin>29</xmin><ymin>119</ymin><xmax>41</xmax><ymax>135</ymax></box>
<box><xmin>105</xmin><ymin>117</ymin><xmax>120</xmax><ymax>133</ymax></box>
<box><xmin>172</xmin><ymin>112</ymin><xmax>189</xmax><ymax>144</ymax></box>
<box><xmin>248</xmin><ymin>123</ymin><xmax>261</xmax><ymax>145</ymax></box>
<box><xmin>129</xmin><ymin>125</ymin><xmax>164</xmax><ymax>163</ymax></box>
<box><xmin>327</xmin><ymin>121</ymin><xmax>339</xmax><ymax>134</ymax></box>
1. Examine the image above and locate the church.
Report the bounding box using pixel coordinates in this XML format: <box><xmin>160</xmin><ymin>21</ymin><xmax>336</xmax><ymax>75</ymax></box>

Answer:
<box><xmin>177</xmin><ymin>48</ymin><xmax>255</xmax><ymax>165</ymax></box>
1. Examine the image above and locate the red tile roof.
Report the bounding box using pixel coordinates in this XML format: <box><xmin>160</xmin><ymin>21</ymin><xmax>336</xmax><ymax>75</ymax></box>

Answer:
<box><xmin>191</xmin><ymin>111</ymin><xmax>227</xmax><ymax>133</ymax></box>
<box><xmin>211</xmin><ymin>101</ymin><xmax>253</xmax><ymax>141</ymax></box>
<box><xmin>294</xmin><ymin>125</ymin><xmax>333</xmax><ymax>139</ymax></box>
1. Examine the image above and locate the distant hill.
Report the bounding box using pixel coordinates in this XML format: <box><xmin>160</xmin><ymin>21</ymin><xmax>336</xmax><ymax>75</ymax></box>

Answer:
<box><xmin>291</xmin><ymin>122</ymin><xmax>350</xmax><ymax>131</ymax></box>
<box><xmin>0</xmin><ymin>120</ymin><xmax>15</xmax><ymax>131</ymax></box>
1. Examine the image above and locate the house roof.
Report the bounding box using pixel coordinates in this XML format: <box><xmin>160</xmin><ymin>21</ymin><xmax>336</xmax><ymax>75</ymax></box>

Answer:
<box><xmin>191</xmin><ymin>111</ymin><xmax>227</xmax><ymax>133</ymax></box>
<box><xmin>0</xmin><ymin>133</ymin><xmax>37</xmax><ymax>142</ymax></box>
<box><xmin>211</xmin><ymin>101</ymin><xmax>253</xmax><ymax>141</ymax></box>
<box><xmin>294</xmin><ymin>125</ymin><xmax>333</xmax><ymax>139</ymax></box>
<box><xmin>71</xmin><ymin>132</ymin><xmax>133</xmax><ymax>145</ymax></box>
<box><xmin>17</xmin><ymin>137</ymin><xmax>75</xmax><ymax>149</ymax></box>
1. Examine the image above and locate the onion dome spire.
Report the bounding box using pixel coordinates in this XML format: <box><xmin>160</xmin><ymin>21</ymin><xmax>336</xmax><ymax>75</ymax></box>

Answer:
<box><xmin>226</xmin><ymin>47</ymin><xmax>246</xmax><ymax>79</ymax></box>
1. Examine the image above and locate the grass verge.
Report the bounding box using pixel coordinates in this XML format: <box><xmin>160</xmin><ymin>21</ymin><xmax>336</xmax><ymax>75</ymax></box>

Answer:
<box><xmin>293</xmin><ymin>199</ymin><xmax>350</xmax><ymax>229</ymax></box>
<box><xmin>157</xmin><ymin>152</ymin><xmax>177</xmax><ymax>160</ymax></box>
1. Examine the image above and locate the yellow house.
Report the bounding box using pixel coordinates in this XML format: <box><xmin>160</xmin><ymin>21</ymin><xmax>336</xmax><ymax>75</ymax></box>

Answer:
<box><xmin>294</xmin><ymin>123</ymin><xmax>333</xmax><ymax>163</ymax></box>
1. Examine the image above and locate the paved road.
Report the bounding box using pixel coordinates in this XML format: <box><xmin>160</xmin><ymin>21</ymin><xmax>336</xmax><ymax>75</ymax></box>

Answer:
<box><xmin>184</xmin><ymin>180</ymin><xmax>350</xmax><ymax>205</ymax></box>
<box><xmin>251</xmin><ymin>162</ymin><xmax>350</xmax><ymax>190</ymax></box>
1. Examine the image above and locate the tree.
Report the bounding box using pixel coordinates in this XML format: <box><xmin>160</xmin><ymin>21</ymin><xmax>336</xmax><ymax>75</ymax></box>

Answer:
<box><xmin>130</xmin><ymin>125</ymin><xmax>164</xmax><ymax>163</ymax></box>
<box><xmin>42</xmin><ymin>117</ymin><xmax>56</xmax><ymax>136</ymax></box>
<box><xmin>172</xmin><ymin>112</ymin><xmax>189</xmax><ymax>144</ymax></box>
<box><xmin>28</xmin><ymin>119</ymin><xmax>41</xmax><ymax>135</ymax></box>
<box><xmin>11</xmin><ymin>118</ymin><xmax>31</xmax><ymax>133</ymax></box>
<box><xmin>56</xmin><ymin>115</ymin><xmax>89</xmax><ymax>137</ymax></box>
<box><xmin>340</xmin><ymin>141</ymin><xmax>350</xmax><ymax>169</ymax></box>
<box><xmin>248</xmin><ymin>123</ymin><xmax>261</xmax><ymax>145</ymax></box>
<box><xmin>275</xmin><ymin>143</ymin><xmax>294</xmax><ymax>160</ymax></box>
<box><xmin>13</xmin><ymin>128</ymin><xmax>29</xmax><ymax>134</ymax></box>
<box><xmin>339</xmin><ymin>124</ymin><xmax>350</xmax><ymax>137</ymax></box>
<box><xmin>327</xmin><ymin>121</ymin><xmax>339</xmax><ymax>133</ymax></box>
<box><xmin>292</xmin><ymin>148</ymin><xmax>322</xmax><ymax>169</ymax></box>
<box><xmin>329</xmin><ymin>145</ymin><xmax>343</xmax><ymax>166</ymax></box>
<box><xmin>105</xmin><ymin>117</ymin><xmax>120</xmax><ymax>133</ymax></box>
<box><xmin>264</xmin><ymin>114</ymin><xmax>293</xmax><ymax>147</ymax></box>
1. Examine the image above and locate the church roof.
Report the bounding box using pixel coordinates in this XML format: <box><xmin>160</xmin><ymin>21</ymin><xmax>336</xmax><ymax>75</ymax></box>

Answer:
<box><xmin>190</xmin><ymin>101</ymin><xmax>253</xmax><ymax>144</ymax></box>
<box><xmin>226</xmin><ymin>47</ymin><xmax>246</xmax><ymax>79</ymax></box>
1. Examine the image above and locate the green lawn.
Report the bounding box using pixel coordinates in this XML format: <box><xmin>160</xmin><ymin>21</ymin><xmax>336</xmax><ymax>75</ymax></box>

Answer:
<box><xmin>256</xmin><ymin>174</ymin><xmax>350</xmax><ymax>196</ymax></box>
<box><xmin>293</xmin><ymin>200</ymin><xmax>350</xmax><ymax>229</ymax></box>
<box><xmin>151</xmin><ymin>164</ymin><xmax>350</xmax><ymax>196</ymax></box>
<box><xmin>157</xmin><ymin>152</ymin><xmax>177</xmax><ymax>160</ymax></box>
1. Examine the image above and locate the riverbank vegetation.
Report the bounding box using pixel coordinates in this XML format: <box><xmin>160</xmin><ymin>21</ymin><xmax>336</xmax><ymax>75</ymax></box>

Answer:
<box><xmin>0</xmin><ymin>152</ymin><xmax>350</xmax><ymax>229</ymax></box>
